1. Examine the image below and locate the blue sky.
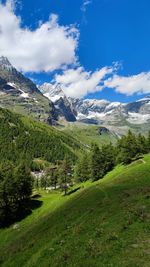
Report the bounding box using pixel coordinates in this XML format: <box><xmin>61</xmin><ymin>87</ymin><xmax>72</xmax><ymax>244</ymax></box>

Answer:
<box><xmin>1</xmin><ymin>0</ymin><xmax>150</xmax><ymax>102</ymax></box>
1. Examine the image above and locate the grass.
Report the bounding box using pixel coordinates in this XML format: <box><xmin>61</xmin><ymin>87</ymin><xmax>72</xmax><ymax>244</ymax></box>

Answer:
<box><xmin>60</xmin><ymin>123</ymin><xmax>118</xmax><ymax>147</ymax></box>
<box><xmin>0</xmin><ymin>155</ymin><xmax>150</xmax><ymax>267</ymax></box>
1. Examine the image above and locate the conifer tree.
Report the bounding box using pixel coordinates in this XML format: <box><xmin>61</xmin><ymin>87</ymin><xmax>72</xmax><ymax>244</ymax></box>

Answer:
<box><xmin>74</xmin><ymin>153</ymin><xmax>91</xmax><ymax>182</ymax></box>
<box><xmin>90</xmin><ymin>143</ymin><xmax>102</xmax><ymax>181</ymax></box>
<box><xmin>58</xmin><ymin>158</ymin><xmax>72</xmax><ymax>195</ymax></box>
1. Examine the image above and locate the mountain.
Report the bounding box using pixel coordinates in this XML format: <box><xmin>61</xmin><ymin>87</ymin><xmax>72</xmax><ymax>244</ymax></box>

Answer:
<box><xmin>72</xmin><ymin>97</ymin><xmax>150</xmax><ymax>125</ymax></box>
<box><xmin>39</xmin><ymin>83</ymin><xmax>77</xmax><ymax>122</ymax></box>
<box><xmin>0</xmin><ymin>56</ymin><xmax>57</xmax><ymax>124</ymax></box>
<box><xmin>39</xmin><ymin>82</ymin><xmax>150</xmax><ymax>133</ymax></box>
<box><xmin>1</xmin><ymin>56</ymin><xmax>150</xmax><ymax>131</ymax></box>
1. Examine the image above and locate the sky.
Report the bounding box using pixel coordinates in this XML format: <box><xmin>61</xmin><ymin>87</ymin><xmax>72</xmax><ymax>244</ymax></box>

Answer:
<box><xmin>1</xmin><ymin>0</ymin><xmax>150</xmax><ymax>102</ymax></box>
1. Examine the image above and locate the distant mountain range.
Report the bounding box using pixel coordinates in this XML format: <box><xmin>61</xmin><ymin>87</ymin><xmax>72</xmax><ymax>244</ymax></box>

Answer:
<box><xmin>39</xmin><ymin>82</ymin><xmax>150</xmax><ymax>127</ymax></box>
<box><xmin>1</xmin><ymin>56</ymin><xmax>150</xmax><ymax>133</ymax></box>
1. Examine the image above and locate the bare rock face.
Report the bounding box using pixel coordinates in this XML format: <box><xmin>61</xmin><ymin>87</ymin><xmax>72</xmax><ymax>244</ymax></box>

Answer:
<box><xmin>39</xmin><ymin>83</ymin><xmax>77</xmax><ymax>122</ymax></box>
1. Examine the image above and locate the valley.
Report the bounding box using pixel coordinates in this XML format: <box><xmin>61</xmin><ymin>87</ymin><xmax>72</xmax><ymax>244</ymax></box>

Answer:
<box><xmin>0</xmin><ymin>60</ymin><xmax>150</xmax><ymax>267</ymax></box>
<box><xmin>1</xmin><ymin>1</ymin><xmax>150</xmax><ymax>266</ymax></box>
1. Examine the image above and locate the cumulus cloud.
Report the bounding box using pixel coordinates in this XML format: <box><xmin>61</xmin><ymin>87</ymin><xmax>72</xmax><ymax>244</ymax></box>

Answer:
<box><xmin>105</xmin><ymin>72</ymin><xmax>150</xmax><ymax>95</ymax></box>
<box><xmin>0</xmin><ymin>0</ymin><xmax>79</xmax><ymax>72</ymax></box>
<box><xmin>52</xmin><ymin>66</ymin><xmax>113</xmax><ymax>98</ymax></box>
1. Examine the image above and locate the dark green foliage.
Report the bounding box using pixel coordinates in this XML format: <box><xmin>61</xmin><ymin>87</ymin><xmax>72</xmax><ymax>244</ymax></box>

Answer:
<box><xmin>147</xmin><ymin>130</ymin><xmax>150</xmax><ymax>151</ymax></box>
<box><xmin>101</xmin><ymin>143</ymin><xmax>116</xmax><ymax>173</ymax></box>
<box><xmin>90</xmin><ymin>143</ymin><xmax>103</xmax><ymax>181</ymax></box>
<box><xmin>117</xmin><ymin>130</ymin><xmax>148</xmax><ymax>164</ymax></box>
<box><xmin>47</xmin><ymin>167</ymin><xmax>59</xmax><ymax>190</ymax></box>
<box><xmin>74</xmin><ymin>153</ymin><xmax>91</xmax><ymax>182</ymax></box>
<box><xmin>58</xmin><ymin>159</ymin><xmax>73</xmax><ymax>195</ymax></box>
<box><xmin>90</xmin><ymin>143</ymin><xmax>116</xmax><ymax>181</ymax></box>
<box><xmin>75</xmin><ymin>143</ymin><xmax>116</xmax><ymax>182</ymax></box>
<box><xmin>0</xmin><ymin>108</ymin><xmax>79</xmax><ymax>165</ymax></box>
<box><xmin>0</xmin><ymin>161</ymin><xmax>33</xmax><ymax>226</ymax></box>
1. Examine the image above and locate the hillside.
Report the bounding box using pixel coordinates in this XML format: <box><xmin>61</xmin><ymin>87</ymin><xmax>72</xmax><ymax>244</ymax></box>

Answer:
<box><xmin>0</xmin><ymin>107</ymin><xmax>81</xmax><ymax>164</ymax></box>
<box><xmin>60</xmin><ymin>123</ymin><xmax>118</xmax><ymax>147</ymax></box>
<box><xmin>0</xmin><ymin>154</ymin><xmax>150</xmax><ymax>267</ymax></box>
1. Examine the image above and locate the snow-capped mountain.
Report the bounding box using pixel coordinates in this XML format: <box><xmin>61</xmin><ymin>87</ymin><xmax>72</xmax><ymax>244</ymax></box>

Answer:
<box><xmin>0</xmin><ymin>56</ymin><xmax>57</xmax><ymax>124</ymax></box>
<box><xmin>39</xmin><ymin>83</ymin><xmax>77</xmax><ymax>122</ymax></box>
<box><xmin>1</xmin><ymin>56</ymin><xmax>150</xmax><ymax>130</ymax></box>
<box><xmin>39</xmin><ymin>81</ymin><xmax>150</xmax><ymax>126</ymax></box>
<box><xmin>73</xmin><ymin>97</ymin><xmax>150</xmax><ymax>125</ymax></box>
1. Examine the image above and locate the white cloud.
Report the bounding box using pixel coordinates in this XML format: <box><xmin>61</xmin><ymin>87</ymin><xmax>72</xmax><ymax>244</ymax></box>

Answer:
<box><xmin>81</xmin><ymin>0</ymin><xmax>92</xmax><ymax>12</ymax></box>
<box><xmin>52</xmin><ymin>66</ymin><xmax>113</xmax><ymax>98</ymax></box>
<box><xmin>105</xmin><ymin>72</ymin><xmax>150</xmax><ymax>95</ymax></box>
<box><xmin>0</xmin><ymin>0</ymin><xmax>79</xmax><ymax>72</ymax></box>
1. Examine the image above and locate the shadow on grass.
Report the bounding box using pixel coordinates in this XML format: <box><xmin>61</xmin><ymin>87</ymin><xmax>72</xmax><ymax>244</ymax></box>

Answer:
<box><xmin>32</xmin><ymin>194</ymin><xmax>42</xmax><ymax>199</ymax></box>
<box><xmin>67</xmin><ymin>186</ymin><xmax>81</xmax><ymax>195</ymax></box>
<box><xmin>0</xmin><ymin>198</ymin><xmax>43</xmax><ymax>228</ymax></box>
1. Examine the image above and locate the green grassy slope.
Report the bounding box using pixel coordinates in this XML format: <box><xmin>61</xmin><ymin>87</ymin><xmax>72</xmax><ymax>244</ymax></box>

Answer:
<box><xmin>60</xmin><ymin>123</ymin><xmax>118</xmax><ymax>147</ymax></box>
<box><xmin>0</xmin><ymin>154</ymin><xmax>150</xmax><ymax>266</ymax></box>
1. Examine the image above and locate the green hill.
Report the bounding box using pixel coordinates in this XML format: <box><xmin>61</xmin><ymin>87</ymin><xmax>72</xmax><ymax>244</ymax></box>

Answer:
<box><xmin>60</xmin><ymin>123</ymin><xmax>118</xmax><ymax>147</ymax></box>
<box><xmin>0</xmin><ymin>107</ymin><xmax>81</xmax><ymax>164</ymax></box>
<box><xmin>0</xmin><ymin>154</ymin><xmax>150</xmax><ymax>267</ymax></box>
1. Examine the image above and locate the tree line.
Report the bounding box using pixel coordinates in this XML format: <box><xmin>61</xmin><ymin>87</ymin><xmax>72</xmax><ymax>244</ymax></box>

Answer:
<box><xmin>37</xmin><ymin>130</ymin><xmax>150</xmax><ymax>192</ymax></box>
<box><xmin>74</xmin><ymin>130</ymin><xmax>150</xmax><ymax>182</ymax></box>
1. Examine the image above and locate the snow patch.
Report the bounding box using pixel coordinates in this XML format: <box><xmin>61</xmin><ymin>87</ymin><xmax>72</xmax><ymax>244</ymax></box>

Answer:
<box><xmin>127</xmin><ymin>112</ymin><xmax>150</xmax><ymax>124</ymax></box>
<box><xmin>44</xmin><ymin>93</ymin><xmax>61</xmax><ymax>102</ymax></box>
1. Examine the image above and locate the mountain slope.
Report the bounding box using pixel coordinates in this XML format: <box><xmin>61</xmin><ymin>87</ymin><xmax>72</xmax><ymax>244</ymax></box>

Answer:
<box><xmin>39</xmin><ymin>83</ymin><xmax>77</xmax><ymax>122</ymax></box>
<box><xmin>61</xmin><ymin>123</ymin><xmax>118</xmax><ymax>147</ymax></box>
<box><xmin>0</xmin><ymin>57</ymin><xmax>57</xmax><ymax>124</ymax></box>
<box><xmin>0</xmin><ymin>107</ymin><xmax>81</xmax><ymax>164</ymax></box>
<box><xmin>0</xmin><ymin>155</ymin><xmax>150</xmax><ymax>267</ymax></box>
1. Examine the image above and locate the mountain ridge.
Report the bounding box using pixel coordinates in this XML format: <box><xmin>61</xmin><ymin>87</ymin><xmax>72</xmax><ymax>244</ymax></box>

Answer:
<box><xmin>39</xmin><ymin>82</ymin><xmax>150</xmax><ymax>128</ymax></box>
<box><xmin>0</xmin><ymin>56</ymin><xmax>58</xmax><ymax>124</ymax></box>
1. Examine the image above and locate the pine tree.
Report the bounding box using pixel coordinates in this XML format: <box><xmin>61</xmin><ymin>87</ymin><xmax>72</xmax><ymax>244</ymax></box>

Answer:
<box><xmin>147</xmin><ymin>130</ymin><xmax>150</xmax><ymax>152</ymax></box>
<box><xmin>74</xmin><ymin>153</ymin><xmax>91</xmax><ymax>182</ymax></box>
<box><xmin>58</xmin><ymin>159</ymin><xmax>72</xmax><ymax>195</ymax></box>
<box><xmin>46</xmin><ymin>166</ymin><xmax>58</xmax><ymax>190</ymax></box>
<box><xmin>14</xmin><ymin>162</ymin><xmax>33</xmax><ymax>200</ymax></box>
<box><xmin>137</xmin><ymin>133</ymin><xmax>147</xmax><ymax>155</ymax></box>
<box><xmin>90</xmin><ymin>143</ymin><xmax>102</xmax><ymax>181</ymax></box>
<box><xmin>117</xmin><ymin>130</ymin><xmax>138</xmax><ymax>164</ymax></box>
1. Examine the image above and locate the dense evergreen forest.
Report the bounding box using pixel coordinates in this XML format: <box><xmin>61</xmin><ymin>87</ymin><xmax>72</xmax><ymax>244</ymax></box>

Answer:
<box><xmin>0</xmin><ymin>107</ymin><xmax>80</xmax><ymax>164</ymax></box>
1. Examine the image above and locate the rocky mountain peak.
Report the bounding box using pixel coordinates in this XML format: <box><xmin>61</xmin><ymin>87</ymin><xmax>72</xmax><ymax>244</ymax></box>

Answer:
<box><xmin>39</xmin><ymin>83</ymin><xmax>65</xmax><ymax>102</ymax></box>
<box><xmin>0</xmin><ymin>56</ymin><xmax>13</xmax><ymax>71</ymax></box>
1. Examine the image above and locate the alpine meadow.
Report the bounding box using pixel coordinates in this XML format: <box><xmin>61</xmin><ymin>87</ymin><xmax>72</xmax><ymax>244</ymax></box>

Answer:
<box><xmin>0</xmin><ymin>0</ymin><xmax>150</xmax><ymax>267</ymax></box>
